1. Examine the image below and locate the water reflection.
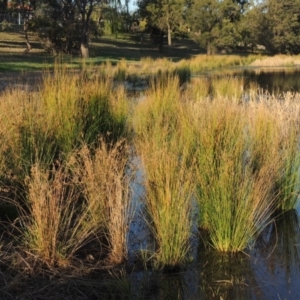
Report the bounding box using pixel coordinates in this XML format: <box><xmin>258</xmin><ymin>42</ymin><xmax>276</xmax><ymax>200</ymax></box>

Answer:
<box><xmin>252</xmin><ymin>209</ymin><xmax>300</xmax><ymax>299</ymax></box>
<box><xmin>243</xmin><ymin>68</ymin><xmax>300</xmax><ymax>95</ymax></box>
<box><xmin>109</xmin><ymin>209</ymin><xmax>300</xmax><ymax>299</ymax></box>
<box><xmin>198</xmin><ymin>249</ymin><xmax>260</xmax><ymax>300</ymax></box>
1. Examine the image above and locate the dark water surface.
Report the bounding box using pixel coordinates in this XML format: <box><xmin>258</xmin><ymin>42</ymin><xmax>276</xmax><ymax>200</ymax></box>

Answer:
<box><xmin>242</xmin><ymin>67</ymin><xmax>300</xmax><ymax>95</ymax></box>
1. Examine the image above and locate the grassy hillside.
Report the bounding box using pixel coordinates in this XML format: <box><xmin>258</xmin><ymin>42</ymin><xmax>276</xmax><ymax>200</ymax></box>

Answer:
<box><xmin>0</xmin><ymin>24</ymin><xmax>204</xmax><ymax>73</ymax></box>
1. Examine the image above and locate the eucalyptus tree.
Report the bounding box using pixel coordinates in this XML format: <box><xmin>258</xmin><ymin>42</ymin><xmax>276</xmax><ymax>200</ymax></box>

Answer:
<box><xmin>260</xmin><ymin>0</ymin><xmax>300</xmax><ymax>54</ymax></box>
<box><xmin>20</xmin><ymin>0</ymin><xmax>108</xmax><ymax>57</ymax></box>
<box><xmin>138</xmin><ymin>0</ymin><xmax>186</xmax><ymax>47</ymax></box>
<box><xmin>186</xmin><ymin>0</ymin><xmax>246</xmax><ymax>54</ymax></box>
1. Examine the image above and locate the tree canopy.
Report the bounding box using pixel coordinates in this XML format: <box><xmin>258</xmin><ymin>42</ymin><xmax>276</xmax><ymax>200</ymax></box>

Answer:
<box><xmin>5</xmin><ymin>0</ymin><xmax>300</xmax><ymax>56</ymax></box>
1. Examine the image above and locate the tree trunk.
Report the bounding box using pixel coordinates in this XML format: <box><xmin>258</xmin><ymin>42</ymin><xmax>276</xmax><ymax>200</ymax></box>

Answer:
<box><xmin>167</xmin><ymin>24</ymin><xmax>172</xmax><ymax>47</ymax></box>
<box><xmin>80</xmin><ymin>42</ymin><xmax>89</xmax><ymax>58</ymax></box>
<box><xmin>23</xmin><ymin>13</ymin><xmax>31</xmax><ymax>52</ymax></box>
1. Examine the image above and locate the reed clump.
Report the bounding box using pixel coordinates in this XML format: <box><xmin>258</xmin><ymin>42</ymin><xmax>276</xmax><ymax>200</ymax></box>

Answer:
<box><xmin>211</xmin><ymin>76</ymin><xmax>244</xmax><ymax>100</ymax></box>
<box><xmin>69</xmin><ymin>140</ymin><xmax>132</xmax><ymax>264</ymax></box>
<box><xmin>268</xmin><ymin>98</ymin><xmax>300</xmax><ymax>211</ymax></box>
<box><xmin>0</xmin><ymin>65</ymin><xmax>132</xmax><ymax>268</ymax></box>
<box><xmin>0</xmin><ymin>65</ymin><xmax>129</xmax><ymax>181</ymax></box>
<box><xmin>133</xmin><ymin>75</ymin><xmax>195</xmax><ymax>268</ymax></box>
<box><xmin>187</xmin><ymin>98</ymin><xmax>281</xmax><ymax>252</ymax></box>
<box><xmin>18</xmin><ymin>138</ymin><xmax>131</xmax><ymax>266</ymax></box>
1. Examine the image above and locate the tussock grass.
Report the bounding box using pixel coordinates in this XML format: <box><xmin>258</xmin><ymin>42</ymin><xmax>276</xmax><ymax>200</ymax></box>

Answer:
<box><xmin>177</xmin><ymin>54</ymin><xmax>258</xmax><ymax>74</ymax></box>
<box><xmin>133</xmin><ymin>75</ymin><xmax>195</xmax><ymax>268</ymax></box>
<box><xmin>22</xmin><ymin>162</ymin><xmax>80</xmax><ymax>265</ymax></box>
<box><xmin>0</xmin><ymin>65</ymin><xmax>129</xmax><ymax>180</ymax></box>
<box><xmin>138</xmin><ymin>139</ymin><xmax>195</xmax><ymax>268</ymax></box>
<box><xmin>188</xmin><ymin>98</ymin><xmax>280</xmax><ymax>252</ymax></box>
<box><xmin>18</xmin><ymin>139</ymin><xmax>131</xmax><ymax>266</ymax></box>
<box><xmin>251</xmin><ymin>54</ymin><xmax>300</xmax><ymax>67</ymax></box>
<box><xmin>187</xmin><ymin>76</ymin><xmax>211</xmax><ymax>101</ymax></box>
<box><xmin>69</xmin><ymin>140</ymin><xmax>132</xmax><ymax>264</ymax></box>
<box><xmin>0</xmin><ymin>65</ymin><xmax>132</xmax><ymax>269</ymax></box>
<box><xmin>211</xmin><ymin>76</ymin><xmax>244</xmax><ymax>100</ymax></box>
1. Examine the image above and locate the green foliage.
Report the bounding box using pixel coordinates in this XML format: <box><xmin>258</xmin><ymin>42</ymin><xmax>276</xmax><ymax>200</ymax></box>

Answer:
<box><xmin>192</xmin><ymin>100</ymin><xmax>279</xmax><ymax>252</ymax></box>
<box><xmin>0</xmin><ymin>20</ymin><xmax>12</xmax><ymax>31</ymax></box>
<box><xmin>247</xmin><ymin>0</ymin><xmax>300</xmax><ymax>54</ymax></box>
<box><xmin>186</xmin><ymin>0</ymin><xmax>243</xmax><ymax>54</ymax></box>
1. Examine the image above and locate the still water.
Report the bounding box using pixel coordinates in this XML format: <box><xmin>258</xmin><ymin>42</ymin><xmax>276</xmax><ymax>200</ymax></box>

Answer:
<box><xmin>242</xmin><ymin>68</ymin><xmax>300</xmax><ymax>95</ymax></box>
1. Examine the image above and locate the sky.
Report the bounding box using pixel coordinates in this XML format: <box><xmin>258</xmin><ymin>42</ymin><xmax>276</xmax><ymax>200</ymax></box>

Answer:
<box><xmin>122</xmin><ymin>0</ymin><xmax>138</xmax><ymax>13</ymax></box>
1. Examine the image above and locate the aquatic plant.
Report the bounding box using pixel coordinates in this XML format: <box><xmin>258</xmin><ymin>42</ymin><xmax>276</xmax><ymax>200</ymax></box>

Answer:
<box><xmin>18</xmin><ymin>139</ymin><xmax>131</xmax><ymax>266</ymax></box>
<box><xmin>0</xmin><ymin>65</ymin><xmax>129</xmax><ymax>182</ymax></box>
<box><xmin>211</xmin><ymin>76</ymin><xmax>244</xmax><ymax>101</ymax></box>
<box><xmin>133</xmin><ymin>75</ymin><xmax>195</xmax><ymax>268</ymax></box>
<box><xmin>69</xmin><ymin>140</ymin><xmax>132</xmax><ymax>264</ymax></box>
<box><xmin>190</xmin><ymin>99</ymin><xmax>279</xmax><ymax>252</ymax></box>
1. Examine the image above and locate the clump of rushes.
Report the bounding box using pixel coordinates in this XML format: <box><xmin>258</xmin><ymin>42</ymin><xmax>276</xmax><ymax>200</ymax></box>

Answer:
<box><xmin>21</xmin><ymin>162</ymin><xmax>81</xmax><ymax>266</ymax></box>
<box><xmin>186</xmin><ymin>76</ymin><xmax>211</xmax><ymax>101</ymax></box>
<box><xmin>20</xmin><ymin>138</ymin><xmax>131</xmax><ymax>267</ymax></box>
<box><xmin>267</xmin><ymin>99</ymin><xmax>300</xmax><ymax>211</ymax></box>
<box><xmin>139</xmin><ymin>140</ymin><xmax>195</xmax><ymax>269</ymax></box>
<box><xmin>211</xmin><ymin>76</ymin><xmax>244</xmax><ymax>101</ymax></box>
<box><xmin>276</xmin><ymin>132</ymin><xmax>300</xmax><ymax>211</ymax></box>
<box><xmin>41</xmin><ymin>66</ymin><xmax>128</xmax><ymax>151</ymax></box>
<box><xmin>1</xmin><ymin>65</ymin><xmax>129</xmax><ymax>180</ymax></box>
<box><xmin>133</xmin><ymin>74</ymin><xmax>182</xmax><ymax>147</ymax></box>
<box><xmin>133</xmin><ymin>75</ymin><xmax>195</xmax><ymax>269</ymax></box>
<box><xmin>69</xmin><ymin>139</ymin><xmax>132</xmax><ymax>264</ymax></box>
<box><xmin>177</xmin><ymin>54</ymin><xmax>258</xmax><ymax>74</ymax></box>
<box><xmin>115</xmin><ymin>58</ymin><xmax>127</xmax><ymax>82</ymax></box>
<box><xmin>190</xmin><ymin>99</ymin><xmax>279</xmax><ymax>252</ymax></box>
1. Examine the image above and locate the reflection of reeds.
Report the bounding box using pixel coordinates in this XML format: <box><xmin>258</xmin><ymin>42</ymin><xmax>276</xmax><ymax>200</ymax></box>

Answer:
<box><xmin>258</xmin><ymin>209</ymin><xmax>300</xmax><ymax>279</ymax></box>
<box><xmin>199</xmin><ymin>251</ymin><xmax>257</xmax><ymax>300</ymax></box>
